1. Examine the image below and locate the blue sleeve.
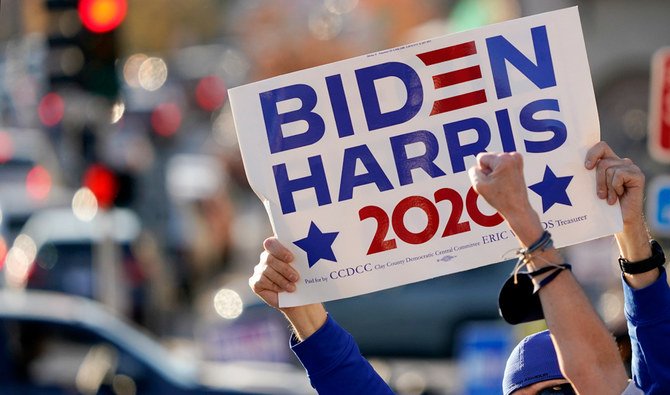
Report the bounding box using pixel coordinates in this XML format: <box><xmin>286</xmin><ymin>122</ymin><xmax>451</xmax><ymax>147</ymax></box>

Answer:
<box><xmin>623</xmin><ymin>267</ymin><xmax>670</xmax><ymax>395</ymax></box>
<box><xmin>291</xmin><ymin>315</ymin><xmax>394</xmax><ymax>395</ymax></box>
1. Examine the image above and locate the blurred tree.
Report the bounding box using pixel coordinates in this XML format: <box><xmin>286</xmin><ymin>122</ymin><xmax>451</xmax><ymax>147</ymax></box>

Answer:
<box><xmin>121</xmin><ymin>0</ymin><xmax>225</xmax><ymax>55</ymax></box>
<box><xmin>21</xmin><ymin>0</ymin><xmax>50</xmax><ymax>34</ymax></box>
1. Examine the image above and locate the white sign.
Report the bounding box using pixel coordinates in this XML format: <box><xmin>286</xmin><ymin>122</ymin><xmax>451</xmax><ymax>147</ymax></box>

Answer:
<box><xmin>229</xmin><ymin>7</ymin><xmax>622</xmax><ymax>307</ymax></box>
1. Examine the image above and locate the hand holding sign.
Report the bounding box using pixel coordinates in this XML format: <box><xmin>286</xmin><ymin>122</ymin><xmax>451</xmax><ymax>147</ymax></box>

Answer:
<box><xmin>584</xmin><ymin>142</ymin><xmax>654</xmax><ymax>289</ymax></box>
<box><xmin>250</xmin><ymin>236</ymin><xmax>329</xmax><ymax>340</ymax></box>
<box><xmin>250</xmin><ymin>237</ymin><xmax>299</xmax><ymax>309</ymax></box>
<box><xmin>585</xmin><ymin>142</ymin><xmax>645</xmax><ymax>221</ymax></box>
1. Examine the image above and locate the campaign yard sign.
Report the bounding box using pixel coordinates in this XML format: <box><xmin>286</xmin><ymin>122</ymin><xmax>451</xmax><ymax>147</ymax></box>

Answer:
<box><xmin>229</xmin><ymin>7</ymin><xmax>622</xmax><ymax>307</ymax></box>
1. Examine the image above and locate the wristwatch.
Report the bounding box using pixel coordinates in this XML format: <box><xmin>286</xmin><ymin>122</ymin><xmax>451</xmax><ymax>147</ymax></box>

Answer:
<box><xmin>618</xmin><ymin>240</ymin><xmax>666</xmax><ymax>274</ymax></box>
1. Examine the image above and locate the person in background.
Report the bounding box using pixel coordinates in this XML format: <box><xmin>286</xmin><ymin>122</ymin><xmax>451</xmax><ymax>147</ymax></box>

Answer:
<box><xmin>249</xmin><ymin>142</ymin><xmax>668</xmax><ymax>394</ymax></box>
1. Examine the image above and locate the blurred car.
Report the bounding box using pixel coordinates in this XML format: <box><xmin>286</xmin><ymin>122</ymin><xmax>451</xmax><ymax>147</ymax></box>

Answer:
<box><xmin>4</xmin><ymin>207</ymin><xmax>151</xmax><ymax>324</ymax></box>
<box><xmin>324</xmin><ymin>260</ymin><xmax>516</xmax><ymax>358</ymax></box>
<box><xmin>0</xmin><ymin>128</ymin><xmax>71</xmax><ymax>243</ymax></box>
<box><xmin>0</xmin><ymin>288</ymin><xmax>314</xmax><ymax>394</ymax></box>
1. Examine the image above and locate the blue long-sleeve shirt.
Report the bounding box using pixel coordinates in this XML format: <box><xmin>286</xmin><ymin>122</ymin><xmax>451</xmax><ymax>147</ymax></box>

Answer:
<box><xmin>290</xmin><ymin>315</ymin><xmax>394</xmax><ymax>394</ymax></box>
<box><xmin>291</xmin><ymin>268</ymin><xmax>670</xmax><ymax>394</ymax></box>
<box><xmin>624</xmin><ymin>267</ymin><xmax>670</xmax><ymax>394</ymax></box>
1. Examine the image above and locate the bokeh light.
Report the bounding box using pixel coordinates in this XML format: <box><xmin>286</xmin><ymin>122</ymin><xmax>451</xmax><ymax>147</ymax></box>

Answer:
<box><xmin>60</xmin><ymin>46</ymin><xmax>85</xmax><ymax>76</ymax></box>
<box><xmin>78</xmin><ymin>0</ymin><xmax>128</xmax><ymax>33</ymax></box>
<box><xmin>394</xmin><ymin>371</ymin><xmax>427</xmax><ymax>395</ymax></box>
<box><xmin>309</xmin><ymin>10</ymin><xmax>343</xmax><ymax>40</ymax></box>
<box><xmin>599</xmin><ymin>290</ymin><xmax>624</xmax><ymax>326</ymax></box>
<box><xmin>14</xmin><ymin>234</ymin><xmax>37</xmax><ymax>263</ymax></box>
<box><xmin>72</xmin><ymin>187</ymin><xmax>99</xmax><ymax>221</ymax></box>
<box><xmin>212</xmin><ymin>106</ymin><xmax>238</xmax><ymax>149</ymax></box>
<box><xmin>622</xmin><ymin>109</ymin><xmax>647</xmax><ymax>141</ymax></box>
<box><xmin>220</xmin><ymin>48</ymin><xmax>250</xmax><ymax>84</ymax></box>
<box><xmin>123</xmin><ymin>53</ymin><xmax>148</xmax><ymax>88</ymax></box>
<box><xmin>111</xmin><ymin>100</ymin><xmax>125</xmax><ymax>123</ymax></box>
<box><xmin>151</xmin><ymin>103</ymin><xmax>182</xmax><ymax>136</ymax></box>
<box><xmin>58</xmin><ymin>9</ymin><xmax>82</xmax><ymax>37</ymax></box>
<box><xmin>112</xmin><ymin>374</ymin><xmax>137</xmax><ymax>395</ymax></box>
<box><xmin>5</xmin><ymin>248</ymin><xmax>31</xmax><ymax>287</ymax></box>
<box><xmin>324</xmin><ymin>0</ymin><xmax>359</xmax><ymax>15</ymax></box>
<box><xmin>195</xmin><ymin>75</ymin><xmax>227</xmax><ymax>111</ymax></box>
<box><xmin>75</xmin><ymin>345</ymin><xmax>117</xmax><ymax>394</ymax></box>
<box><xmin>0</xmin><ymin>131</ymin><xmax>14</xmax><ymax>163</ymax></box>
<box><xmin>213</xmin><ymin>288</ymin><xmax>243</xmax><ymax>319</ymax></box>
<box><xmin>5</xmin><ymin>234</ymin><xmax>37</xmax><ymax>288</ymax></box>
<box><xmin>138</xmin><ymin>57</ymin><xmax>168</xmax><ymax>91</ymax></box>
<box><xmin>38</xmin><ymin>92</ymin><xmax>65</xmax><ymax>127</ymax></box>
<box><xmin>26</xmin><ymin>165</ymin><xmax>52</xmax><ymax>201</ymax></box>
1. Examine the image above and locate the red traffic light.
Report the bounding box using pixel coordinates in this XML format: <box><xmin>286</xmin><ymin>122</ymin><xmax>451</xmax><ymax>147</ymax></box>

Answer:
<box><xmin>78</xmin><ymin>0</ymin><xmax>127</xmax><ymax>33</ymax></box>
<box><xmin>83</xmin><ymin>164</ymin><xmax>119</xmax><ymax>208</ymax></box>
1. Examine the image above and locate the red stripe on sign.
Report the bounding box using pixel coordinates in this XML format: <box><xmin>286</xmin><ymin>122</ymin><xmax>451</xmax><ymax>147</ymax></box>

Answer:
<box><xmin>432</xmin><ymin>66</ymin><xmax>483</xmax><ymax>88</ymax></box>
<box><xmin>661</xmin><ymin>56</ymin><xmax>670</xmax><ymax>149</ymax></box>
<box><xmin>430</xmin><ymin>90</ymin><xmax>487</xmax><ymax>115</ymax></box>
<box><xmin>417</xmin><ymin>41</ymin><xmax>477</xmax><ymax>65</ymax></box>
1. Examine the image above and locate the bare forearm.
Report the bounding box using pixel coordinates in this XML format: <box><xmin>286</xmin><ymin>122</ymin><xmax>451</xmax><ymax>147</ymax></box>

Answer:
<box><xmin>615</xmin><ymin>218</ymin><xmax>658</xmax><ymax>289</ymax></box>
<box><xmin>539</xmin><ymin>272</ymin><xmax>628</xmax><ymax>393</ymax></box>
<box><xmin>506</xmin><ymin>209</ymin><xmax>628</xmax><ymax>393</ymax></box>
<box><xmin>282</xmin><ymin>304</ymin><xmax>328</xmax><ymax>341</ymax></box>
<box><xmin>506</xmin><ymin>208</ymin><xmax>543</xmax><ymax>249</ymax></box>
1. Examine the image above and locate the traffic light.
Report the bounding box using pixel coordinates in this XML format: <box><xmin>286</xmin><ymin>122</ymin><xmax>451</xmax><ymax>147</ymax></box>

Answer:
<box><xmin>83</xmin><ymin>163</ymin><xmax>135</xmax><ymax>208</ymax></box>
<box><xmin>45</xmin><ymin>0</ymin><xmax>126</xmax><ymax>100</ymax></box>
<box><xmin>83</xmin><ymin>163</ymin><xmax>118</xmax><ymax>208</ymax></box>
<box><xmin>78</xmin><ymin>0</ymin><xmax>127</xmax><ymax>33</ymax></box>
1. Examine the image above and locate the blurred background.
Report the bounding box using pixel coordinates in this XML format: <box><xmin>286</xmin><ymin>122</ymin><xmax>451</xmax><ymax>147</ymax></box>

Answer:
<box><xmin>0</xmin><ymin>0</ymin><xmax>668</xmax><ymax>394</ymax></box>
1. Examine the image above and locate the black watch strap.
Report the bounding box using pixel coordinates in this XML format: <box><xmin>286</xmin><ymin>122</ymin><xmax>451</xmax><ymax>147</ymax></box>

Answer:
<box><xmin>618</xmin><ymin>240</ymin><xmax>666</xmax><ymax>274</ymax></box>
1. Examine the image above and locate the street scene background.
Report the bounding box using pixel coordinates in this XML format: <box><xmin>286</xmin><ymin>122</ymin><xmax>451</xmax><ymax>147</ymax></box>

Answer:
<box><xmin>0</xmin><ymin>0</ymin><xmax>669</xmax><ymax>394</ymax></box>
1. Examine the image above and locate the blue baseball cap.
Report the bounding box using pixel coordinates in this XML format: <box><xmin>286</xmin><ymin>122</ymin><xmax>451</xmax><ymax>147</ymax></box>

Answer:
<box><xmin>502</xmin><ymin>330</ymin><xmax>565</xmax><ymax>395</ymax></box>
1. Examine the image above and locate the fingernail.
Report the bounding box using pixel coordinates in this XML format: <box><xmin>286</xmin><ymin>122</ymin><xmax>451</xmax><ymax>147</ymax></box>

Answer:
<box><xmin>585</xmin><ymin>160</ymin><xmax>591</xmax><ymax>168</ymax></box>
<box><xmin>598</xmin><ymin>190</ymin><xmax>606</xmax><ymax>198</ymax></box>
<box><xmin>287</xmin><ymin>284</ymin><xmax>296</xmax><ymax>292</ymax></box>
<box><xmin>290</xmin><ymin>274</ymin><xmax>299</xmax><ymax>282</ymax></box>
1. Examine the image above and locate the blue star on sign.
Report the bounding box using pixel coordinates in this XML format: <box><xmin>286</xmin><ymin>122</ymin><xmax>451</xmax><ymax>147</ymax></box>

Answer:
<box><xmin>528</xmin><ymin>166</ymin><xmax>574</xmax><ymax>213</ymax></box>
<box><xmin>294</xmin><ymin>221</ymin><xmax>339</xmax><ymax>268</ymax></box>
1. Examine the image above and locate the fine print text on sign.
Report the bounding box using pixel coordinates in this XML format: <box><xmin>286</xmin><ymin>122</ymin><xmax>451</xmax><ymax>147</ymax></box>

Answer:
<box><xmin>229</xmin><ymin>7</ymin><xmax>622</xmax><ymax>307</ymax></box>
